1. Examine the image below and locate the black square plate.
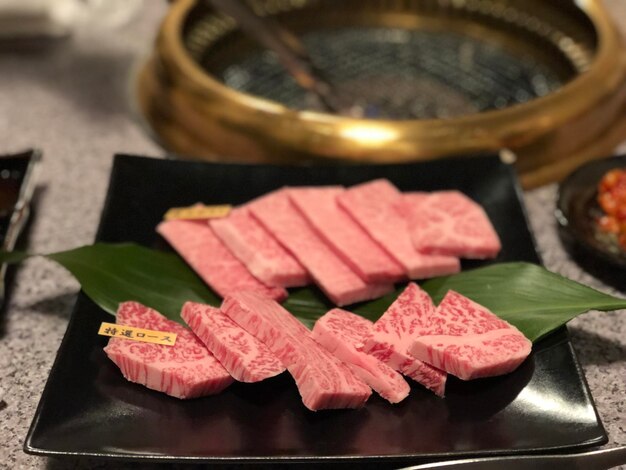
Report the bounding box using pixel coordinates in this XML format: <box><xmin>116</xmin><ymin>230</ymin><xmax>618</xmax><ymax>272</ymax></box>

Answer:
<box><xmin>25</xmin><ymin>154</ymin><xmax>607</xmax><ymax>466</ymax></box>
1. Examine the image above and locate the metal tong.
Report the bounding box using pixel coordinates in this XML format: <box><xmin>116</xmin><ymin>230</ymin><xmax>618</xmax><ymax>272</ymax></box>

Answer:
<box><xmin>208</xmin><ymin>0</ymin><xmax>342</xmax><ymax>113</ymax></box>
<box><xmin>397</xmin><ymin>446</ymin><xmax>626</xmax><ymax>470</ymax></box>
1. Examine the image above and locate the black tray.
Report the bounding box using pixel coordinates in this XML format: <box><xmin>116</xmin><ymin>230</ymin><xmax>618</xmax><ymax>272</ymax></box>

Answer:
<box><xmin>24</xmin><ymin>154</ymin><xmax>606</xmax><ymax>466</ymax></box>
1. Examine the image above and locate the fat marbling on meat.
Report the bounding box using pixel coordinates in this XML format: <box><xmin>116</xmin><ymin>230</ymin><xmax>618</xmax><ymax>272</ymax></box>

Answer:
<box><xmin>289</xmin><ymin>186</ymin><xmax>405</xmax><ymax>284</ymax></box>
<box><xmin>312</xmin><ymin>308</ymin><xmax>410</xmax><ymax>404</ymax></box>
<box><xmin>408</xmin><ymin>290</ymin><xmax>531</xmax><ymax>380</ymax></box>
<box><xmin>362</xmin><ymin>283</ymin><xmax>447</xmax><ymax>396</ymax></box>
<box><xmin>337</xmin><ymin>179</ymin><xmax>460</xmax><ymax>279</ymax></box>
<box><xmin>222</xmin><ymin>291</ymin><xmax>372</xmax><ymax>411</ymax></box>
<box><xmin>249</xmin><ymin>189</ymin><xmax>393</xmax><ymax>306</ymax></box>
<box><xmin>104</xmin><ymin>301</ymin><xmax>233</xmax><ymax>399</ymax></box>
<box><xmin>210</xmin><ymin>207</ymin><xmax>310</xmax><ymax>287</ymax></box>
<box><xmin>157</xmin><ymin>219</ymin><xmax>287</xmax><ymax>301</ymax></box>
<box><xmin>181</xmin><ymin>301</ymin><xmax>285</xmax><ymax>383</ymax></box>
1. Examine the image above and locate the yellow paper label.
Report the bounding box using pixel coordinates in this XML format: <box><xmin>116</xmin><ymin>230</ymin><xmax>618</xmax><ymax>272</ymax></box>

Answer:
<box><xmin>164</xmin><ymin>204</ymin><xmax>232</xmax><ymax>221</ymax></box>
<box><xmin>98</xmin><ymin>322</ymin><xmax>177</xmax><ymax>346</ymax></box>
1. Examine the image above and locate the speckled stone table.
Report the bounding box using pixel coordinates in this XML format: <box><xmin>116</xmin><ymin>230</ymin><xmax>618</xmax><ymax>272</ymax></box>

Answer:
<box><xmin>0</xmin><ymin>2</ymin><xmax>624</xmax><ymax>469</ymax></box>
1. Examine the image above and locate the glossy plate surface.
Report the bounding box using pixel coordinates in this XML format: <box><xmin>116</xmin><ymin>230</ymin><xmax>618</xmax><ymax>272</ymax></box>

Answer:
<box><xmin>25</xmin><ymin>154</ymin><xmax>606</xmax><ymax>465</ymax></box>
<box><xmin>557</xmin><ymin>155</ymin><xmax>626</xmax><ymax>269</ymax></box>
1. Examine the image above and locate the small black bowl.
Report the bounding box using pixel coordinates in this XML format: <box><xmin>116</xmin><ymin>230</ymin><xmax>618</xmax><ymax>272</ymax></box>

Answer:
<box><xmin>556</xmin><ymin>155</ymin><xmax>626</xmax><ymax>269</ymax></box>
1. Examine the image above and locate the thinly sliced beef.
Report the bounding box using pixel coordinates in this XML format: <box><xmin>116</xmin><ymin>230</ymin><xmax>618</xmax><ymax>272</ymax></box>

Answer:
<box><xmin>408</xmin><ymin>290</ymin><xmax>531</xmax><ymax>380</ymax></box>
<box><xmin>181</xmin><ymin>301</ymin><xmax>285</xmax><ymax>383</ymax></box>
<box><xmin>312</xmin><ymin>308</ymin><xmax>410</xmax><ymax>404</ymax></box>
<box><xmin>362</xmin><ymin>283</ymin><xmax>447</xmax><ymax>396</ymax></box>
<box><xmin>210</xmin><ymin>207</ymin><xmax>310</xmax><ymax>287</ymax></box>
<box><xmin>104</xmin><ymin>301</ymin><xmax>233</xmax><ymax>399</ymax></box>
<box><xmin>157</xmin><ymin>220</ymin><xmax>287</xmax><ymax>301</ymax></box>
<box><xmin>289</xmin><ymin>187</ymin><xmax>405</xmax><ymax>283</ymax></box>
<box><xmin>222</xmin><ymin>291</ymin><xmax>372</xmax><ymax>411</ymax></box>
<box><xmin>404</xmin><ymin>190</ymin><xmax>501</xmax><ymax>259</ymax></box>
<box><xmin>337</xmin><ymin>179</ymin><xmax>460</xmax><ymax>279</ymax></box>
<box><xmin>249</xmin><ymin>189</ymin><xmax>393</xmax><ymax>306</ymax></box>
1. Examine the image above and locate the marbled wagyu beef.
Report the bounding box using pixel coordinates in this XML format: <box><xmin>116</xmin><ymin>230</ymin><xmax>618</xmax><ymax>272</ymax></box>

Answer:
<box><xmin>249</xmin><ymin>189</ymin><xmax>393</xmax><ymax>306</ymax></box>
<box><xmin>403</xmin><ymin>190</ymin><xmax>501</xmax><ymax>259</ymax></box>
<box><xmin>210</xmin><ymin>207</ymin><xmax>310</xmax><ymax>287</ymax></box>
<box><xmin>362</xmin><ymin>283</ymin><xmax>447</xmax><ymax>396</ymax></box>
<box><xmin>104</xmin><ymin>301</ymin><xmax>233</xmax><ymax>399</ymax></box>
<box><xmin>289</xmin><ymin>186</ymin><xmax>405</xmax><ymax>283</ymax></box>
<box><xmin>337</xmin><ymin>179</ymin><xmax>460</xmax><ymax>279</ymax></box>
<box><xmin>157</xmin><ymin>219</ymin><xmax>287</xmax><ymax>301</ymax></box>
<box><xmin>181</xmin><ymin>301</ymin><xmax>285</xmax><ymax>383</ymax></box>
<box><xmin>222</xmin><ymin>291</ymin><xmax>372</xmax><ymax>411</ymax></box>
<box><xmin>312</xmin><ymin>308</ymin><xmax>410</xmax><ymax>404</ymax></box>
<box><xmin>408</xmin><ymin>291</ymin><xmax>531</xmax><ymax>380</ymax></box>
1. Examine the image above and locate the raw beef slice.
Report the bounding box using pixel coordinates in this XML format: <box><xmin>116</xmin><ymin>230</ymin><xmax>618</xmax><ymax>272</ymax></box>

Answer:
<box><xmin>249</xmin><ymin>189</ymin><xmax>393</xmax><ymax>306</ymax></box>
<box><xmin>312</xmin><ymin>308</ymin><xmax>410</xmax><ymax>403</ymax></box>
<box><xmin>181</xmin><ymin>301</ymin><xmax>285</xmax><ymax>382</ymax></box>
<box><xmin>157</xmin><ymin>219</ymin><xmax>287</xmax><ymax>301</ymax></box>
<box><xmin>405</xmin><ymin>190</ymin><xmax>501</xmax><ymax>259</ymax></box>
<box><xmin>362</xmin><ymin>283</ymin><xmax>447</xmax><ymax>396</ymax></box>
<box><xmin>222</xmin><ymin>291</ymin><xmax>372</xmax><ymax>411</ymax></box>
<box><xmin>337</xmin><ymin>179</ymin><xmax>460</xmax><ymax>279</ymax></box>
<box><xmin>289</xmin><ymin>186</ymin><xmax>405</xmax><ymax>283</ymax></box>
<box><xmin>408</xmin><ymin>290</ymin><xmax>531</xmax><ymax>380</ymax></box>
<box><xmin>210</xmin><ymin>207</ymin><xmax>310</xmax><ymax>287</ymax></box>
<box><xmin>104</xmin><ymin>301</ymin><xmax>233</xmax><ymax>399</ymax></box>
<box><xmin>393</xmin><ymin>192</ymin><xmax>429</xmax><ymax>219</ymax></box>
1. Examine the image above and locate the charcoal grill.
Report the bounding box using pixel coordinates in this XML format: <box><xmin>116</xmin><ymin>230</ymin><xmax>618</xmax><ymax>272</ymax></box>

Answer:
<box><xmin>137</xmin><ymin>0</ymin><xmax>626</xmax><ymax>187</ymax></box>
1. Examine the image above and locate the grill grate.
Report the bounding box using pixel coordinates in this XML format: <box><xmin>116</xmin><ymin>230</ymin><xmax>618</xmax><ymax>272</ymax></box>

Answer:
<box><xmin>220</xmin><ymin>27</ymin><xmax>563</xmax><ymax>119</ymax></box>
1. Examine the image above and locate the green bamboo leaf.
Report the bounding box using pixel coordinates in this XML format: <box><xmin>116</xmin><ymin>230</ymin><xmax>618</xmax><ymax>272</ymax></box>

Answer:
<box><xmin>0</xmin><ymin>244</ymin><xmax>220</xmax><ymax>323</ymax></box>
<box><xmin>1</xmin><ymin>245</ymin><xmax>624</xmax><ymax>342</ymax></box>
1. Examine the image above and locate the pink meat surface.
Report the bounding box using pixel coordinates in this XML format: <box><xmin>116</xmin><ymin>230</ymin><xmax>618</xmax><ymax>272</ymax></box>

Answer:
<box><xmin>289</xmin><ymin>187</ymin><xmax>405</xmax><ymax>283</ymax></box>
<box><xmin>394</xmin><ymin>192</ymin><xmax>429</xmax><ymax>219</ymax></box>
<box><xmin>408</xmin><ymin>290</ymin><xmax>531</xmax><ymax>380</ymax></box>
<box><xmin>181</xmin><ymin>301</ymin><xmax>285</xmax><ymax>383</ymax></box>
<box><xmin>312</xmin><ymin>308</ymin><xmax>410</xmax><ymax>404</ymax></box>
<box><xmin>405</xmin><ymin>190</ymin><xmax>502</xmax><ymax>259</ymax></box>
<box><xmin>103</xmin><ymin>301</ymin><xmax>233</xmax><ymax>399</ymax></box>
<box><xmin>222</xmin><ymin>291</ymin><xmax>372</xmax><ymax>411</ymax></box>
<box><xmin>337</xmin><ymin>179</ymin><xmax>460</xmax><ymax>279</ymax></box>
<box><xmin>210</xmin><ymin>207</ymin><xmax>310</xmax><ymax>287</ymax></box>
<box><xmin>157</xmin><ymin>219</ymin><xmax>287</xmax><ymax>302</ymax></box>
<box><xmin>249</xmin><ymin>189</ymin><xmax>393</xmax><ymax>306</ymax></box>
<box><xmin>362</xmin><ymin>283</ymin><xmax>447</xmax><ymax>396</ymax></box>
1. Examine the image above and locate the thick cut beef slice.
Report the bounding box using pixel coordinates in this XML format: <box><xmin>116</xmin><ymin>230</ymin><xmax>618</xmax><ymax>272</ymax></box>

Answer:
<box><xmin>289</xmin><ymin>186</ymin><xmax>405</xmax><ymax>283</ymax></box>
<box><xmin>182</xmin><ymin>301</ymin><xmax>285</xmax><ymax>383</ymax></box>
<box><xmin>104</xmin><ymin>301</ymin><xmax>233</xmax><ymax>399</ymax></box>
<box><xmin>362</xmin><ymin>283</ymin><xmax>447</xmax><ymax>396</ymax></box>
<box><xmin>405</xmin><ymin>190</ymin><xmax>501</xmax><ymax>259</ymax></box>
<box><xmin>408</xmin><ymin>290</ymin><xmax>531</xmax><ymax>380</ymax></box>
<box><xmin>249</xmin><ymin>189</ymin><xmax>393</xmax><ymax>306</ymax></box>
<box><xmin>312</xmin><ymin>308</ymin><xmax>410</xmax><ymax>404</ymax></box>
<box><xmin>337</xmin><ymin>179</ymin><xmax>460</xmax><ymax>279</ymax></box>
<box><xmin>222</xmin><ymin>291</ymin><xmax>372</xmax><ymax>411</ymax></box>
<box><xmin>157</xmin><ymin>219</ymin><xmax>287</xmax><ymax>301</ymax></box>
<box><xmin>210</xmin><ymin>207</ymin><xmax>310</xmax><ymax>287</ymax></box>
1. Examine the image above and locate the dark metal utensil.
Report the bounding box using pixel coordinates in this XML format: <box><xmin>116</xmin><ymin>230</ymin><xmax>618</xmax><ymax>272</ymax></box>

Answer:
<box><xmin>397</xmin><ymin>446</ymin><xmax>626</xmax><ymax>470</ymax></box>
<box><xmin>208</xmin><ymin>0</ymin><xmax>343</xmax><ymax>113</ymax></box>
